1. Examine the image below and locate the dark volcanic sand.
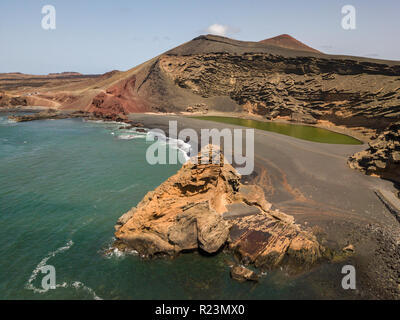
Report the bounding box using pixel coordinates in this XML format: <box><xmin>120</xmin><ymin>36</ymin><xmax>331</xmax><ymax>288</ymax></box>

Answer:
<box><xmin>130</xmin><ymin>113</ymin><xmax>400</xmax><ymax>299</ymax></box>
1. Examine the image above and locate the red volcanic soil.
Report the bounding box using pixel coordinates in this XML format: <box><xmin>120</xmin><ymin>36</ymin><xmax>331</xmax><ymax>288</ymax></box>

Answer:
<box><xmin>87</xmin><ymin>75</ymin><xmax>149</xmax><ymax>118</ymax></box>
<box><xmin>3</xmin><ymin>34</ymin><xmax>400</xmax><ymax>120</ymax></box>
<box><xmin>259</xmin><ymin>34</ymin><xmax>321</xmax><ymax>53</ymax></box>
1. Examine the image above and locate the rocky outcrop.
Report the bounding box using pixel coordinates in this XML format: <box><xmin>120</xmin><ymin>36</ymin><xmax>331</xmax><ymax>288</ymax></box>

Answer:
<box><xmin>8</xmin><ymin>110</ymin><xmax>90</xmax><ymax>122</ymax></box>
<box><xmin>185</xmin><ymin>103</ymin><xmax>209</xmax><ymax>114</ymax></box>
<box><xmin>230</xmin><ymin>265</ymin><xmax>259</xmax><ymax>282</ymax></box>
<box><xmin>114</xmin><ymin>145</ymin><xmax>324</xmax><ymax>274</ymax></box>
<box><xmin>160</xmin><ymin>51</ymin><xmax>400</xmax><ymax>129</ymax></box>
<box><xmin>348</xmin><ymin>122</ymin><xmax>400</xmax><ymax>188</ymax></box>
<box><xmin>8</xmin><ymin>109</ymin><xmax>142</xmax><ymax>124</ymax></box>
<box><xmin>290</xmin><ymin>112</ymin><xmax>317</xmax><ymax>124</ymax></box>
<box><xmin>0</xmin><ymin>92</ymin><xmax>27</xmax><ymax>108</ymax></box>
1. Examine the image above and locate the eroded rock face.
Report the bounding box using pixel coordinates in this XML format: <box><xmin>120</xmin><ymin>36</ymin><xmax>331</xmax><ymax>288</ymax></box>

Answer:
<box><xmin>348</xmin><ymin>122</ymin><xmax>400</xmax><ymax>187</ymax></box>
<box><xmin>114</xmin><ymin>145</ymin><xmax>324</xmax><ymax>273</ymax></box>
<box><xmin>2</xmin><ymin>35</ymin><xmax>399</xmax><ymax>132</ymax></box>
<box><xmin>159</xmin><ymin>51</ymin><xmax>400</xmax><ymax>129</ymax></box>
<box><xmin>0</xmin><ymin>92</ymin><xmax>27</xmax><ymax>108</ymax></box>
<box><xmin>115</xmin><ymin>146</ymin><xmax>239</xmax><ymax>255</ymax></box>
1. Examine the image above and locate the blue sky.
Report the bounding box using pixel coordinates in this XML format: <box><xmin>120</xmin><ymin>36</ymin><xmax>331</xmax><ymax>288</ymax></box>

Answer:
<box><xmin>0</xmin><ymin>0</ymin><xmax>399</xmax><ymax>74</ymax></box>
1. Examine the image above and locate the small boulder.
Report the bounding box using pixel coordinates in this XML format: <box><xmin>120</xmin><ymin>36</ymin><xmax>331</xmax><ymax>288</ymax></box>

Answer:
<box><xmin>230</xmin><ymin>265</ymin><xmax>259</xmax><ymax>282</ymax></box>
<box><xmin>343</xmin><ymin>244</ymin><xmax>355</xmax><ymax>253</ymax></box>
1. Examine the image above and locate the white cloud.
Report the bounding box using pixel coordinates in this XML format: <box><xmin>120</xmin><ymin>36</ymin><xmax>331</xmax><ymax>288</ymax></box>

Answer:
<box><xmin>206</xmin><ymin>24</ymin><xmax>229</xmax><ymax>36</ymax></box>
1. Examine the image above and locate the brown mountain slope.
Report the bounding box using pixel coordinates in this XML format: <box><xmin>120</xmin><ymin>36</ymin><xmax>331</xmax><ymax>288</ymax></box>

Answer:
<box><xmin>1</xmin><ymin>34</ymin><xmax>400</xmax><ymax>130</ymax></box>
<box><xmin>259</xmin><ymin>34</ymin><xmax>321</xmax><ymax>53</ymax></box>
<box><xmin>2</xmin><ymin>34</ymin><xmax>400</xmax><ymax>199</ymax></box>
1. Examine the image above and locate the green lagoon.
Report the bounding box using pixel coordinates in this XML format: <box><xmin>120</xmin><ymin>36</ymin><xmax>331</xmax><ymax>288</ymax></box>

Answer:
<box><xmin>192</xmin><ymin>116</ymin><xmax>362</xmax><ymax>145</ymax></box>
<box><xmin>0</xmin><ymin>113</ymin><xmax>353</xmax><ymax>299</ymax></box>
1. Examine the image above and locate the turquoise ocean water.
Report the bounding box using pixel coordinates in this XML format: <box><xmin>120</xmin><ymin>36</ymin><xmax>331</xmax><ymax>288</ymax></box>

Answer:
<box><xmin>0</xmin><ymin>113</ymin><xmax>351</xmax><ymax>300</ymax></box>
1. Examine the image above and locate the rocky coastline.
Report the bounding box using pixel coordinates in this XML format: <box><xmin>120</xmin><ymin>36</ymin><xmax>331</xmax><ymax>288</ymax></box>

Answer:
<box><xmin>7</xmin><ymin>109</ymin><xmax>144</xmax><ymax>128</ymax></box>
<box><xmin>114</xmin><ymin>145</ymin><xmax>329</xmax><ymax>280</ymax></box>
<box><xmin>348</xmin><ymin>122</ymin><xmax>400</xmax><ymax>197</ymax></box>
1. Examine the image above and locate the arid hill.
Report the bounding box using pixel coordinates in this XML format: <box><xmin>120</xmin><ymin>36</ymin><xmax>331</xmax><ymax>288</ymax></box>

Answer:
<box><xmin>259</xmin><ymin>34</ymin><xmax>321</xmax><ymax>53</ymax></box>
<box><xmin>2</xmin><ymin>34</ymin><xmax>400</xmax><ymax>184</ymax></box>
<box><xmin>1</xmin><ymin>34</ymin><xmax>399</xmax><ymax>129</ymax></box>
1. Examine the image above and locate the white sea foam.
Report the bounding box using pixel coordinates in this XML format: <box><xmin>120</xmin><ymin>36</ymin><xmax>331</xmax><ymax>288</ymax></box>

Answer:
<box><xmin>122</xmin><ymin>128</ymin><xmax>148</xmax><ymax>135</ymax></box>
<box><xmin>146</xmin><ymin>131</ymin><xmax>191</xmax><ymax>162</ymax></box>
<box><xmin>25</xmin><ymin>240</ymin><xmax>103</xmax><ymax>300</ymax></box>
<box><xmin>105</xmin><ymin>248</ymin><xmax>127</xmax><ymax>259</ymax></box>
<box><xmin>84</xmin><ymin>119</ymin><xmax>129</xmax><ymax>126</ymax></box>
<box><xmin>117</xmin><ymin>134</ymin><xmax>145</xmax><ymax>140</ymax></box>
<box><xmin>71</xmin><ymin>281</ymin><xmax>103</xmax><ymax>300</ymax></box>
<box><xmin>110</xmin><ymin>183</ymin><xmax>138</xmax><ymax>193</ymax></box>
<box><xmin>25</xmin><ymin>240</ymin><xmax>74</xmax><ymax>294</ymax></box>
<box><xmin>103</xmin><ymin>238</ymin><xmax>138</xmax><ymax>259</ymax></box>
<box><xmin>168</xmin><ymin>137</ymin><xmax>191</xmax><ymax>162</ymax></box>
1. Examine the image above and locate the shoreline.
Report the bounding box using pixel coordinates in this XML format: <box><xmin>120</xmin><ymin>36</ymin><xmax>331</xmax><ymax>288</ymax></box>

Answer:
<box><xmin>3</xmin><ymin>109</ymin><xmax>400</xmax><ymax>298</ymax></box>
<box><xmin>179</xmin><ymin>110</ymin><xmax>371</xmax><ymax>143</ymax></box>
<box><xmin>1</xmin><ymin>106</ymin><xmax>370</xmax><ymax>143</ymax></box>
<box><xmin>128</xmin><ymin>113</ymin><xmax>400</xmax><ymax>299</ymax></box>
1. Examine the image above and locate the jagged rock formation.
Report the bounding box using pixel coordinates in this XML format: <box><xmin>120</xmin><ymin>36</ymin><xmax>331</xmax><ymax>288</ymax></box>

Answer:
<box><xmin>348</xmin><ymin>122</ymin><xmax>400</xmax><ymax>188</ymax></box>
<box><xmin>114</xmin><ymin>145</ymin><xmax>324</xmax><ymax>273</ymax></box>
<box><xmin>0</xmin><ymin>92</ymin><xmax>27</xmax><ymax>108</ymax></box>
<box><xmin>230</xmin><ymin>265</ymin><xmax>259</xmax><ymax>282</ymax></box>
<box><xmin>160</xmin><ymin>50</ymin><xmax>400</xmax><ymax>130</ymax></box>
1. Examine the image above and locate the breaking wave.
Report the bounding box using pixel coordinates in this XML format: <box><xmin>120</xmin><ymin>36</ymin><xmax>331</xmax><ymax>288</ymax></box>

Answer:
<box><xmin>84</xmin><ymin>119</ymin><xmax>129</xmax><ymax>126</ymax></box>
<box><xmin>146</xmin><ymin>131</ymin><xmax>192</xmax><ymax>162</ymax></box>
<box><xmin>117</xmin><ymin>134</ymin><xmax>146</xmax><ymax>140</ymax></box>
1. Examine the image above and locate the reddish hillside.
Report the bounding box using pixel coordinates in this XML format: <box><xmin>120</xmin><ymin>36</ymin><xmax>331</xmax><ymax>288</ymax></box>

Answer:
<box><xmin>259</xmin><ymin>34</ymin><xmax>321</xmax><ymax>53</ymax></box>
<box><xmin>2</xmin><ymin>34</ymin><xmax>400</xmax><ymax>124</ymax></box>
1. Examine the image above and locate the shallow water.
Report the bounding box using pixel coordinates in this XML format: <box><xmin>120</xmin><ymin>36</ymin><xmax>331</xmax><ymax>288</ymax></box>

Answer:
<box><xmin>0</xmin><ymin>114</ymin><xmax>354</xmax><ymax>299</ymax></box>
<box><xmin>192</xmin><ymin>116</ymin><xmax>362</xmax><ymax>145</ymax></box>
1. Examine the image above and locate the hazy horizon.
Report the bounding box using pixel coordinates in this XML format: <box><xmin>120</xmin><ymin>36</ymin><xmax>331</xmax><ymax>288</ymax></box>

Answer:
<box><xmin>1</xmin><ymin>0</ymin><xmax>399</xmax><ymax>75</ymax></box>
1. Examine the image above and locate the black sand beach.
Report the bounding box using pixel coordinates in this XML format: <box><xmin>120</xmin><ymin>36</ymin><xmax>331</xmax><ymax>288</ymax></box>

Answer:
<box><xmin>130</xmin><ymin>113</ymin><xmax>400</xmax><ymax>299</ymax></box>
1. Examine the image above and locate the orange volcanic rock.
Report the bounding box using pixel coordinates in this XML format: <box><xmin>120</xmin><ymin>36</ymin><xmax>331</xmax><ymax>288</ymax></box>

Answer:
<box><xmin>259</xmin><ymin>34</ymin><xmax>321</xmax><ymax>53</ymax></box>
<box><xmin>114</xmin><ymin>145</ymin><xmax>324</xmax><ymax>273</ymax></box>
